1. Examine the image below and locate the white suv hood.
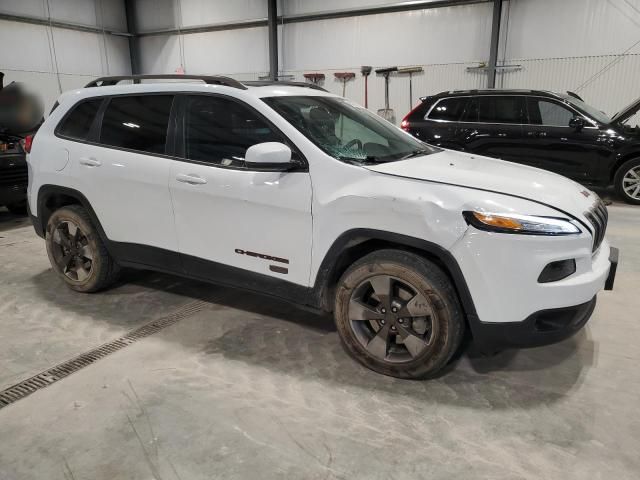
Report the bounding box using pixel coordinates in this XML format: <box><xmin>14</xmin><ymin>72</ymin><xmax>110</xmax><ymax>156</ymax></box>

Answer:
<box><xmin>365</xmin><ymin>150</ymin><xmax>597</xmax><ymax>217</ymax></box>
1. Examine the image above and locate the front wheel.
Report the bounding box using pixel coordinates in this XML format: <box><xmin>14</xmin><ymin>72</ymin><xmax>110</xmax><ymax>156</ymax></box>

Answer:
<box><xmin>45</xmin><ymin>205</ymin><xmax>120</xmax><ymax>292</ymax></box>
<box><xmin>334</xmin><ymin>249</ymin><xmax>465</xmax><ymax>379</ymax></box>
<box><xmin>614</xmin><ymin>158</ymin><xmax>640</xmax><ymax>205</ymax></box>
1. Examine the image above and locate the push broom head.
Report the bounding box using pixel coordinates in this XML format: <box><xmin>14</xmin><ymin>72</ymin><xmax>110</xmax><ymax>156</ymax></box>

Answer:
<box><xmin>334</xmin><ymin>72</ymin><xmax>356</xmax><ymax>80</ymax></box>
<box><xmin>303</xmin><ymin>73</ymin><xmax>325</xmax><ymax>81</ymax></box>
<box><xmin>361</xmin><ymin>66</ymin><xmax>372</xmax><ymax>76</ymax></box>
<box><xmin>375</xmin><ymin>66</ymin><xmax>398</xmax><ymax>75</ymax></box>
<box><xmin>397</xmin><ymin>66</ymin><xmax>423</xmax><ymax>74</ymax></box>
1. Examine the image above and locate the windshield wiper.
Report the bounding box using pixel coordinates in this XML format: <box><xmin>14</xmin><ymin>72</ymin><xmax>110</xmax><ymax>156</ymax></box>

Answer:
<box><xmin>337</xmin><ymin>155</ymin><xmax>379</xmax><ymax>165</ymax></box>
<box><xmin>399</xmin><ymin>149</ymin><xmax>431</xmax><ymax>160</ymax></box>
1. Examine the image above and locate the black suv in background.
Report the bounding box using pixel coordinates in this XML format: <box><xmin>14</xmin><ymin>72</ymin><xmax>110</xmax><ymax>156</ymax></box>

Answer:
<box><xmin>0</xmin><ymin>133</ymin><xmax>28</xmax><ymax>214</ymax></box>
<box><xmin>401</xmin><ymin>89</ymin><xmax>640</xmax><ymax>204</ymax></box>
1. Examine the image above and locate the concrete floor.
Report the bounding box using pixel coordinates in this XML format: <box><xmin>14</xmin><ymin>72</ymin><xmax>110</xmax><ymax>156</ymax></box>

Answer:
<box><xmin>0</xmin><ymin>199</ymin><xmax>639</xmax><ymax>480</ymax></box>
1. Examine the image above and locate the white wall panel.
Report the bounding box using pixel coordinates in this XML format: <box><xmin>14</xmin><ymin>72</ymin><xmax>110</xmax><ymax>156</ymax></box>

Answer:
<box><xmin>52</xmin><ymin>28</ymin><xmax>107</xmax><ymax>75</ymax></box>
<box><xmin>0</xmin><ymin>1</ymin><xmax>130</xmax><ymax>113</ymax></box>
<box><xmin>502</xmin><ymin>0</ymin><xmax>640</xmax><ymax>60</ymax></box>
<box><xmin>183</xmin><ymin>27</ymin><xmax>270</xmax><ymax>75</ymax></box>
<box><xmin>281</xmin><ymin>4</ymin><xmax>493</xmax><ymax>71</ymax></box>
<box><xmin>180</xmin><ymin>0</ymin><xmax>267</xmax><ymax>27</ymax></box>
<box><xmin>284</xmin><ymin>0</ymin><xmax>459</xmax><ymax>15</ymax></box>
<box><xmin>0</xmin><ymin>20</ymin><xmax>53</xmax><ymax>72</ymax></box>
<box><xmin>138</xmin><ymin>34</ymin><xmax>183</xmax><ymax>73</ymax></box>
<box><xmin>0</xmin><ymin>0</ymin><xmax>127</xmax><ymax>30</ymax></box>
<box><xmin>499</xmin><ymin>55</ymin><xmax>640</xmax><ymax>120</ymax></box>
<box><xmin>0</xmin><ymin>0</ymin><xmax>46</xmax><ymax>17</ymax></box>
<box><xmin>134</xmin><ymin>0</ymin><xmax>176</xmax><ymax>31</ymax></box>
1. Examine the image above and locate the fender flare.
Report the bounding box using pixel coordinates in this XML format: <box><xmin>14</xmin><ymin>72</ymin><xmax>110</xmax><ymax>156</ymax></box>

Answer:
<box><xmin>34</xmin><ymin>185</ymin><xmax>111</xmax><ymax>248</ymax></box>
<box><xmin>309</xmin><ymin>228</ymin><xmax>479</xmax><ymax>323</ymax></box>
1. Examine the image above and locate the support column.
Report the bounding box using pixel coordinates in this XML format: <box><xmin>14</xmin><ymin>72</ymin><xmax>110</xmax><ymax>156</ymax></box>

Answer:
<box><xmin>487</xmin><ymin>0</ymin><xmax>502</xmax><ymax>88</ymax></box>
<box><xmin>268</xmin><ymin>0</ymin><xmax>278</xmax><ymax>80</ymax></box>
<box><xmin>124</xmin><ymin>0</ymin><xmax>140</xmax><ymax>75</ymax></box>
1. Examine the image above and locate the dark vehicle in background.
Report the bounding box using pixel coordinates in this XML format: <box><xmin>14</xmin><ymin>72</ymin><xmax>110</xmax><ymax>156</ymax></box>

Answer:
<box><xmin>0</xmin><ymin>72</ymin><xmax>42</xmax><ymax>215</ymax></box>
<box><xmin>401</xmin><ymin>89</ymin><xmax>640</xmax><ymax>204</ymax></box>
<box><xmin>0</xmin><ymin>133</ymin><xmax>28</xmax><ymax>214</ymax></box>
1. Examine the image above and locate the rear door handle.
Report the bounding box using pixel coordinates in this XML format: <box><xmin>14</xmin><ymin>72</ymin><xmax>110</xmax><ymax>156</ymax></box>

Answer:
<box><xmin>176</xmin><ymin>173</ymin><xmax>207</xmax><ymax>185</ymax></box>
<box><xmin>79</xmin><ymin>157</ymin><xmax>101</xmax><ymax>167</ymax></box>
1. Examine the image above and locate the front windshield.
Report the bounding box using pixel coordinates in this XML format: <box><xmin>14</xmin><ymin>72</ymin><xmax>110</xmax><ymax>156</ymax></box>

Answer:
<box><xmin>262</xmin><ymin>95</ymin><xmax>439</xmax><ymax>164</ymax></box>
<box><xmin>560</xmin><ymin>95</ymin><xmax>612</xmax><ymax>124</ymax></box>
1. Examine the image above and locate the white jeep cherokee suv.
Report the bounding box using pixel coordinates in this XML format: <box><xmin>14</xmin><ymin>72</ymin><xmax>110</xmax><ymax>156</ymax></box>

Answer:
<box><xmin>26</xmin><ymin>75</ymin><xmax>618</xmax><ymax>379</ymax></box>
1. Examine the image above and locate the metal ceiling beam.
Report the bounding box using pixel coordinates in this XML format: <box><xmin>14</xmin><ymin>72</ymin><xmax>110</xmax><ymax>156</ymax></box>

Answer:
<box><xmin>0</xmin><ymin>11</ymin><xmax>131</xmax><ymax>36</ymax></box>
<box><xmin>281</xmin><ymin>0</ymin><xmax>491</xmax><ymax>24</ymax></box>
<box><xmin>487</xmin><ymin>0</ymin><xmax>503</xmax><ymax>88</ymax></box>
<box><xmin>267</xmin><ymin>0</ymin><xmax>278</xmax><ymax>81</ymax></box>
<box><xmin>135</xmin><ymin>0</ymin><xmax>490</xmax><ymax>37</ymax></box>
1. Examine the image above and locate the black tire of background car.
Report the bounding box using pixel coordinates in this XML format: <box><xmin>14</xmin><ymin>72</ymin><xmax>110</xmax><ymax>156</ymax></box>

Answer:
<box><xmin>6</xmin><ymin>201</ymin><xmax>27</xmax><ymax>216</ymax></box>
<box><xmin>45</xmin><ymin>205</ymin><xmax>120</xmax><ymax>292</ymax></box>
<box><xmin>614</xmin><ymin>157</ymin><xmax>640</xmax><ymax>205</ymax></box>
<box><xmin>333</xmin><ymin>249</ymin><xmax>465</xmax><ymax>379</ymax></box>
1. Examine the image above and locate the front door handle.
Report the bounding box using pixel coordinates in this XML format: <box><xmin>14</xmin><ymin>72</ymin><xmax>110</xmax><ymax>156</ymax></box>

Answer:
<box><xmin>79</xmin><ymin>157</ymin><xmax>101</xmax><ymax>167</ymax></box>
<box><xmin>176</xmin><ymin>173</ymin><xmax>207</xmax><ymax>185</ymax></box>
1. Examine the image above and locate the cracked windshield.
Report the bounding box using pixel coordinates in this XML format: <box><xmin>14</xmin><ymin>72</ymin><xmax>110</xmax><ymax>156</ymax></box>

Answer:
<box><xmin>263</xmin><ymin>95</ymin><xmax>438</xmax><ymax>164</ymax></box>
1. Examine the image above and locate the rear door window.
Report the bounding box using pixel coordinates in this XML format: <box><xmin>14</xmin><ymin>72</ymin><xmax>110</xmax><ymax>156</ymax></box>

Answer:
<box><xmin>460</xmin><ymin>97</ymin><xmax>479</xmax><ymax>122</ymax></box>
<box><xmin>100</xmin><ymin>95</ymin><xmax>173</xmax><ymax>154</ymax></box>
<box><xmin>478</xmin><ymin>96</ymin><xmax>525</xmax><ymax>124</ymax></box>
<box><xmin>57</xmin><ymin>99</ymin><xmax>103</xmax><ymax>140</ymax></box>
<box><xmin>527</xmin><ymin>98</ymin><xmax>575</xmax><ymax>126</ymax></box>
<box><xmin>427</xmin><ymin>97</ymin><xmax>467</xmax><ymax>121</ymax></box>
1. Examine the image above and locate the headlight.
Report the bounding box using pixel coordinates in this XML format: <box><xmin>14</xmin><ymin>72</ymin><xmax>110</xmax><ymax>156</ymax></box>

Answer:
<box><xmin>463</xmin><ymin>211</ymin><xmax>581</xmax><ymax>235</ymax></box>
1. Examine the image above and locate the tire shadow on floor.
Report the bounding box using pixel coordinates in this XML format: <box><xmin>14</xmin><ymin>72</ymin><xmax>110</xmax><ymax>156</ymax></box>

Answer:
<box><xmin>29</xmin><ymin>265</ymin><xmax>593</xmax><ymax>410</ymax></box>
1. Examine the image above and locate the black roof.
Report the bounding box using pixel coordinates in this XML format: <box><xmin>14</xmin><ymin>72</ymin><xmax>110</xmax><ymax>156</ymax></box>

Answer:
<box><xmin>426</xmin><ymin>89</ymin><xmax>565</xmax><ymax>100</ymax></box>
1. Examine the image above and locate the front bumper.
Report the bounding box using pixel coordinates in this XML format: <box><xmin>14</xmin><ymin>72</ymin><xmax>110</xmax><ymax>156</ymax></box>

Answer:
<box><xmin>469</xmin><ymin>296</ymin><xmax>596</xmax><ymax>352</ymax></box>
<box><xmin>451</xmin><ymin>226</ymin><xmax>618</xmax><ymax>351</ymax></box>
<box><xmin>470</xmin><ymin>247</ymin><xmax>617</xmax><ymax>352</ymax></box>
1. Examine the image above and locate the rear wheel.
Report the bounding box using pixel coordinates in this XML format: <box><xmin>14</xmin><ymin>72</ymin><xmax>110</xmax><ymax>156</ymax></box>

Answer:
<box><xmin>45</xmin><ymin>205</ymin><xmax>120</xmax><ymax>292</ymax></box>
<box><xmin>614</xmin><ymin>158</ymin><xmax>640</xmax><ymax>205</ymax></box>
<box><xmin>334</xmin><ymin>249</ymin><xmax>465</xmax><ymax>379</ymax></box>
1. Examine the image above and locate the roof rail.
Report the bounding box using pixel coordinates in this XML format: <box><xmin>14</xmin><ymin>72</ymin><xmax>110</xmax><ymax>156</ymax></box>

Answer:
<box><xmin>84</xmin><ymin>74</ymin><xmax>247</xmax><ymax>90</ymax></box>
<box><xmin>243</xmin><ymin>80</ymin><xmax>328</xmax><ymax>92</ymax></box>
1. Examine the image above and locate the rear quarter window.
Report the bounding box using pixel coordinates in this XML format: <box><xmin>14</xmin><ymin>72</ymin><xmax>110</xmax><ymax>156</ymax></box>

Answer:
<box><xmin>57</xmin><ymin>99</ymin><xmax>103</xmax><ymax>140</ymax></box>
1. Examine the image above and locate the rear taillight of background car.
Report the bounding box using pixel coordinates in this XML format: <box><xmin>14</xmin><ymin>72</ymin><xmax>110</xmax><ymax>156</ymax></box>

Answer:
<box><xmin>23</xmin><ymin>134</ymin><xmax>34</xmax><ymax>154</ymax></box>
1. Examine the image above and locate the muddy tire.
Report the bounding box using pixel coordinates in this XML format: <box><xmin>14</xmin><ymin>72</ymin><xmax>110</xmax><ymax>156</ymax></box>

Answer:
<box><xmin>334</xmin><ymin>249</ymin><xmax>465</xmax><ymax>379</ymax></box>
<box><xmin>45</xmin><ymin>205</ymin><xmax>120</xmax><ymax>292</ymax></box>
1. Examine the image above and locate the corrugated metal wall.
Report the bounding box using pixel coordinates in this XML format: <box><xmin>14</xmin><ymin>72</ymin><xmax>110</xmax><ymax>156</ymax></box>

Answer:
<box><xmin>0</xmin><ymin>0</ymin><xmax>131</xmax><ymax>112</ymax></box>
<box><xmin>498</xmin><ymin>55</ymin><xmax>640</xmax><ymax>118</ymax></box>
<box><xmin>498</xmin><ymin>0</ymin><xmax>640</xmax><ymax>118</ymax></box>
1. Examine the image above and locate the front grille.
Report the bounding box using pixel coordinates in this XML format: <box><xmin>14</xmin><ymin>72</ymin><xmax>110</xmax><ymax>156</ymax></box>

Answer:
<box><xmin>584</xmin><ymin>199</ymin><xmax>608</xmax><ymax>252</ymax></box>
<box><xmin>0</xmin><ymin>165</ymin><xmax>28</xmax><ymax>187</ymax></box>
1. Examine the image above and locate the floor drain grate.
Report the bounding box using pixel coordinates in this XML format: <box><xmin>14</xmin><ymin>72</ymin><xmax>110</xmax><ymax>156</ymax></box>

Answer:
<box><xmin>0</xmin><ymin>299</ymin><xmax>213</xmax><ymax>410</ymax></box>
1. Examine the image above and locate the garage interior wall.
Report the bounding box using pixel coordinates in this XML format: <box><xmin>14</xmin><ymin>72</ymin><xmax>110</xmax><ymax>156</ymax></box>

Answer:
<box><xmin>3</xmin><ymin>0</ymin><xmax>640</xmax><ymax>122</ymax></box>
<box><xmin>0</xmin><ymin>0</ymin><xmax>132</xmax><ymax>112</ymax></box>
<box><xmin>133</xmin><ymin>0</ymin><xmax>640</xmax><ymax>123</ymax></box>
<box><xmin>498</xmin><ymin>0</ymin><xmax>640</xmax><ymax>120</ymax></box>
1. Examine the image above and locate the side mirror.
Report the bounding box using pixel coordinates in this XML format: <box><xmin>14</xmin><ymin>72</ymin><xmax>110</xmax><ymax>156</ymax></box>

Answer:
<box><xmin>569</xmin><ymin>116</ymin><xmax>586</xmax><ymax>131</ymax></box>
<box><xmin>245</xmin><ymin>142</ymin><xmax>293</xmax><ymax>170</ymax></box>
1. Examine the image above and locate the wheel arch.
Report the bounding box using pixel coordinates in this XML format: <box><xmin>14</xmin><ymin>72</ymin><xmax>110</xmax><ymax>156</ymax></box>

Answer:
<box><xmin>35</xmin><ymin>185</ymin><xmax>110</xmax><ymax>249</ymax></box>
<box><xmin>311</xmin><ymin>229</ymin><xmax>478</xmax><ymax>324</ymax></box>
<box><xmin>611</xmin><ymin>151</ymin><xmax>640</xmax><ymax>182</ymax></box>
